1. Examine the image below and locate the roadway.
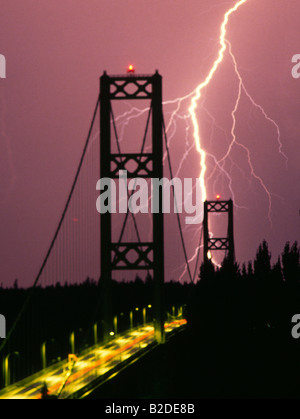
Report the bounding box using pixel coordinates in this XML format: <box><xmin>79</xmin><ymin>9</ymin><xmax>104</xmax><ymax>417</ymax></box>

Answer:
<box><xmin>0</xmin><ymin>319</ymin><xmax>186</xmax><ymax>399</ymax></box>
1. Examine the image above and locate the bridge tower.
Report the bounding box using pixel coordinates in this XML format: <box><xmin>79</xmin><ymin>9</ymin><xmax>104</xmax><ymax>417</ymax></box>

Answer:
<box><xmin>100</xmin><ymin>70</ymin><xmax>165</xmax><ymax>343</ymax></box>
<box><xmin>203</xmin><ymin>198</ymin><xmax>235</xmax><ymax>264</ymax></box>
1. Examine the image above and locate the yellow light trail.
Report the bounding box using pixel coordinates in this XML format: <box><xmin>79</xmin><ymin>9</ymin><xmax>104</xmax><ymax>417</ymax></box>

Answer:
<box><xmin>188</xmin><ymin>0</ymin><xmax>249</xmax><ymax>203</ymax></box>
<box><xmin>0</xmin><ymin>320</ymin><xmax>187</xmax><ymax>399</ymax></box>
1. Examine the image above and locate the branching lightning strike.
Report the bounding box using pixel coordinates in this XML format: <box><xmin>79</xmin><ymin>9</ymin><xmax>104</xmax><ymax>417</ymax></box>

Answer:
<box><xmin>188</xmin><ymin>0</ymin><xmax>249</xmax><ymax>204</ymax></box>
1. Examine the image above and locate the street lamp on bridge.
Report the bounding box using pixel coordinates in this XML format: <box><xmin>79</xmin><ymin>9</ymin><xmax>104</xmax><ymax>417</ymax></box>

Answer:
<box><xmin>3</xmin><ymin>351</ymin><xmax>20</xmax><ymax>387</ymax></box>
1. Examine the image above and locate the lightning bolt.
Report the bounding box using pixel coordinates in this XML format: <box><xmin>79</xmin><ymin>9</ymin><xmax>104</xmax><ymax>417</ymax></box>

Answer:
<box><xmin>185</xmin><ymin>0</ymin><xmax>288</xmax><ymax>267</ymax></box>
<box><xmin>188</xmin><ymin>0</ymin><xmax>249</xmax><ymax>204</ymax></box>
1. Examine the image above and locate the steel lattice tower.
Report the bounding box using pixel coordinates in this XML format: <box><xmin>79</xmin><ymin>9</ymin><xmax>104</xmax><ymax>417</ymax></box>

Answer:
<box><xmin>203</xmin><ymin>199</ymin><xmax>235</xmax><ymax>264</ymax></box>
<box><xmin>100</xmin><ymin>70</ymin><xmax>165</xmax><ymax>343</ymax></box>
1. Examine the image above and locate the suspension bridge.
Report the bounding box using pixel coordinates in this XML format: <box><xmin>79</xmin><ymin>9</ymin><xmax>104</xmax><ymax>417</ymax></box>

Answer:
<box><xmin>0</xmin><ymin>68</ymin><xmax>234</xmax><ymax>399</ymax></box>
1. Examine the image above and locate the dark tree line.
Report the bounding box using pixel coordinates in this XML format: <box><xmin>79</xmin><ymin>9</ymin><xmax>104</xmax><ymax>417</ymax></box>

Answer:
<box><xmin>188</xmin><ymin>240</ymin><xmax>300</xmax><ymax>341</ymax></box>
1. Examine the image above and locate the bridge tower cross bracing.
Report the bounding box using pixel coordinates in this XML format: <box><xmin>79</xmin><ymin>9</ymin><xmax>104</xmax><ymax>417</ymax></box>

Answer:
<box><xmin>203</xmin><ymin>199</ymin><xmax>235</xmax><ymax>265</ymax></box>
<box><xmin>100</xmin><ymin>70</ymin><xmax>165</xmax><ymax>344</ymax></box>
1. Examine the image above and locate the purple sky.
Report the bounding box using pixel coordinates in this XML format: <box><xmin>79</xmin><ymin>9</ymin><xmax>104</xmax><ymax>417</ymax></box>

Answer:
<box><xmin>0</xmin><ymin>0</ymin><xmax>299</xmax><ymax>287</ymax></box>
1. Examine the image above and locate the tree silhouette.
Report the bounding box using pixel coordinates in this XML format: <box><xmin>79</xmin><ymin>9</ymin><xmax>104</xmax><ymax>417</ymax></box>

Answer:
<box><xmin>216</xmin><ymin>254</ymin><xmax>240</xmax><ymax>282</ymax></box>
<box><xmin>251</xmin><ymin>240</ymin><xmax>272</xmax><ymax>329</ymax></box>
<box><xmin>254</xmin><ymin>240</ymin><xmax>271</xmax><ymax>282</ymax></box>
<box><xmin>282</xmin><ymin>241</ymin><xmax>300</xmax><ymax>283</ymax></box>
<box><xmin>199</xmin><ymin>259</ymin><xmax>215</xmax><ymax>282</ymax></box>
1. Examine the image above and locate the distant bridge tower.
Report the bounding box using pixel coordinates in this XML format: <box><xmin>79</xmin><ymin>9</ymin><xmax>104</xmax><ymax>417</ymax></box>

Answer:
<box><xmin>203</xmin><ymin>198</ymin><xmax>235</xmax><ymax>264</ymax></box>
<box><xmin>100</xmin><ymin>69</ymin><xmax>165</xmax><ymax>343</ymax></box>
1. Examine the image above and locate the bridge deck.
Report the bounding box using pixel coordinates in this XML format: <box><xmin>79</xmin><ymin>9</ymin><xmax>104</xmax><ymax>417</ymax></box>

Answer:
<box><xmin>0</xmin><ymin>319</ymin><xmax>186</xmax><ymax>399</ymax></box>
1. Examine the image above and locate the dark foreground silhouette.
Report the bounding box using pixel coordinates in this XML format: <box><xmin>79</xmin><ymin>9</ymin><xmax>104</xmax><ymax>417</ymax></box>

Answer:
<box><xmin>87</xmin><ymin>324</ymin><xmax>300</xmax><ymax>399</ymax></box>
<box><xmin>88</xmin><ymin>240</ymin><xmax>300</xmax><ymax>399</ymax></box>
<box><xmin>1</xmin><ymin>240</ymin><xmax>299</xmax><ymax>398</ymax></box>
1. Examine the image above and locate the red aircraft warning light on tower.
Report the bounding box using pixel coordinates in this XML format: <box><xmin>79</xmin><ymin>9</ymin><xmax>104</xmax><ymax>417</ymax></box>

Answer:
<box><xmin>127</xmin><ymin>64</ymin><xmax>135</xmax><ymax>74</ymax></box>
